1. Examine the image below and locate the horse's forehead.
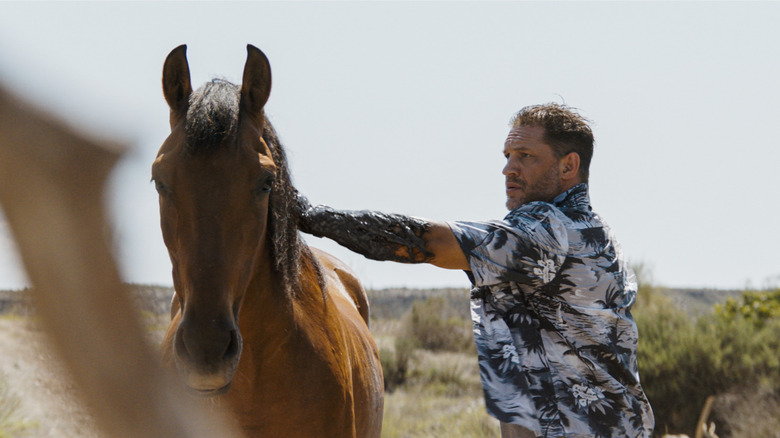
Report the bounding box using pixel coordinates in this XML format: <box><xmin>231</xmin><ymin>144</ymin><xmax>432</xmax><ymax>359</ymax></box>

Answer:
<box><xmin>189</xmin><ymin>145</ymin><xmax>275</xmax><ymax>174</ymax></box>
<box><xmin>158</xmin><ymin>120</ymin><xmax>275</xmax><ymax>163</ymax></box>
<box><xmin>154</xmin><ymin>145</ymin><xmax>275</xmax><ymax>188</ymax></box>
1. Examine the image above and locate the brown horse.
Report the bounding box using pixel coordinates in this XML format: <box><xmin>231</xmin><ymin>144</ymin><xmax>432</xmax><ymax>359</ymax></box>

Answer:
<box><xmin>155</xmin><ymin>45</ymin><xmax>384</xmax><ymax>437</ymax></box>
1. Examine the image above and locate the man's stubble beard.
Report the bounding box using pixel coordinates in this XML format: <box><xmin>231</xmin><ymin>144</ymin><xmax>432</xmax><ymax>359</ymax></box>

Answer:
<box><xmin>505</xmin><ymin>165</ymin><xmax>563</xmax><ymax>211</ymax></box>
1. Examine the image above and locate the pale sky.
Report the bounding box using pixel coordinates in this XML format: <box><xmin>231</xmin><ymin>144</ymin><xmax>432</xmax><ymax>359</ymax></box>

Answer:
<box><xmin>1</xmin><ymin>1</ymin><xmax>778</xmax><ymax>291</ymax></box>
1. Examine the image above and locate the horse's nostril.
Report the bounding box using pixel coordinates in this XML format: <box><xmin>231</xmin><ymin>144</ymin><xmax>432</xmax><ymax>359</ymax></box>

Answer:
<box><xmin>174</xmin><ymin>320</ymin><xmax>241</xmax><ymax>369</ymax></box>
<box><xmin>174</xmin><ymin>324</ymin><xmax>192</xmax><ymax>360</ymax></box>
<box><xmin>224</xmin><ymin>329</ymin><xmax>241</xmax><ymax>361</ymax></box>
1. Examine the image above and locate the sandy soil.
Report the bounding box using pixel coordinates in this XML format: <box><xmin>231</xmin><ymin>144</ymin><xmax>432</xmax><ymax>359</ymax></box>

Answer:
<box><xmin>0</xmin><ymin>318</ymin><xmax>101</xmax><ymax>437</ymax></box>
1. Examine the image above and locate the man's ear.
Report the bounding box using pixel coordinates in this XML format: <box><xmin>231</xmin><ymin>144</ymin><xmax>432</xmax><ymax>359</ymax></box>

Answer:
<box><xmin>559</xmin><ymin>152</ymin><xmax>581</xmax><ymax>182</ymax></box>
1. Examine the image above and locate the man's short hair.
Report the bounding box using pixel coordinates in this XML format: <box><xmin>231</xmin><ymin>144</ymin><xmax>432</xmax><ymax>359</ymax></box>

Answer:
<box><xmin>510</xmin><ymin>103</ymin><xmax>594</xmax><ymax>183</ymax></box>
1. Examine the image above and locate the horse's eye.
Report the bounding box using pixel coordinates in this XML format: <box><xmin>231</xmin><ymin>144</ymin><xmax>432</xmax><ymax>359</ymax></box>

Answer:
<box><xmin>153</xmin><ymin>179</ymin><xmax>168</xmax><ymax>195</ymax></box>
<box><xmin>255</xmin><ymin>177</ymin><xmax>274</xmax><ymax>195</ymax></box>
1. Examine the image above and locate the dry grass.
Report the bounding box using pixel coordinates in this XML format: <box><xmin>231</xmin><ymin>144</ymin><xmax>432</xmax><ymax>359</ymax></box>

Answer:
<box><xmin>0</xmin><ymin>373</ymin><xmax>34</xmax><ymax>438</ymax></box>
<box><xmin>712</xmin><ymin>385</ymin><xmax>780</xmax><ymax>438</ymax></box>
<box><xmin>380</xmin><ymin>350</ymin><xmax>499</xmax><ymax>437</ymax></box>
<box><xmin>382</xmin><ymin>388</ymin><xmax>499</xmax><ymax>438</ymax></box>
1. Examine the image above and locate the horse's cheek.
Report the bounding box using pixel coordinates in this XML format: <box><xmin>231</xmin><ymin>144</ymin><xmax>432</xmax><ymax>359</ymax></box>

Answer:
<box><xmin>159</xmin><ymin>203</ymin><xmax>179</xmax><ymax>252</ymax></box>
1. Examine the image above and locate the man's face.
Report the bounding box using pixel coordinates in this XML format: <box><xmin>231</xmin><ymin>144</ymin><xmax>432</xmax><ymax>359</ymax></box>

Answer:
<box><xmin>503</xmin><ymin>125</ymin><xmax>564</xmax><ymax>210</ymax></box>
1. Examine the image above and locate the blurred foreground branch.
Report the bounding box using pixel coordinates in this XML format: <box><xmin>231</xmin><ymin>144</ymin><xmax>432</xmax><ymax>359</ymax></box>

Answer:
<box><xmin>0</xmin><ymin>86</ymin><xmax>240</xmax><ymax>437</ymax></box>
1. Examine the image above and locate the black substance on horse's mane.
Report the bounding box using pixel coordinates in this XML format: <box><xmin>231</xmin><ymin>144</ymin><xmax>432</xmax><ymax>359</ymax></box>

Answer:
<box><xmin>185</xmin><ymin>79</ymin><xmax>239</xmax><ymax>153</ymax></box>
<box><xmin>185</xmin><ymin>78</ymin><xmax>323</xmax><ymax>298</ymax></box>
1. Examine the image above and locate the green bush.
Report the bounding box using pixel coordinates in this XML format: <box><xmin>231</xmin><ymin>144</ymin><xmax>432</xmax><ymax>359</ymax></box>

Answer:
<box><xmin>635</xmin><ymin>285</ymin><xmax>780</xmax><ymax>437</ymax></box>
<box><xmin>401</xmin><ymin>297</ymin><xmax>474</xmax><ymax>353</ymax></box>
<box><xmin>715</xmin><ymin>288</ymin><xmax>780</xmax><ymax>326</ymax></box>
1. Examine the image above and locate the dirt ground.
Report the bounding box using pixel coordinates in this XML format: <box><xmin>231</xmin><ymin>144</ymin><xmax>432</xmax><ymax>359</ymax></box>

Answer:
<box><xmin>0</xmin><ymin>317</ymin><xmax>101</xmax><ymax>437</ymax></box>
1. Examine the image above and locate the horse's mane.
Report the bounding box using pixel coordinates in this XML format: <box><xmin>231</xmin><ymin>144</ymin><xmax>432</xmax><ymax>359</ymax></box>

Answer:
<box><xmin>185</xmin><ymin>79</ymin><xmax>239</xmax><ymax>152</ymax></box>
<box><xmin>184</xmin><ymin>78</ymin><xmax>323</xmax><ymax>298</ymax></box>
<box><xmin>262</xmin><ymin>121</ymin><xmax>325</xmax><ymax>298</ymax></box>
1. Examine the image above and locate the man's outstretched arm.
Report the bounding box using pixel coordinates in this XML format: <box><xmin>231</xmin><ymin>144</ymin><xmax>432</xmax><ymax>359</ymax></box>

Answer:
<box><xmin>297</xmin><ymin>195</ymin><xmax>469</xmax><ymax>271</ymax></box>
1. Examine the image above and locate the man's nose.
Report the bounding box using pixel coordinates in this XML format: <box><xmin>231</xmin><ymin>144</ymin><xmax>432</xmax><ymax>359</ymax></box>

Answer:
<box><xmin>503</xmin><ymin>159</ymin><xmax>517</xmax><ymax>176</ymax></box>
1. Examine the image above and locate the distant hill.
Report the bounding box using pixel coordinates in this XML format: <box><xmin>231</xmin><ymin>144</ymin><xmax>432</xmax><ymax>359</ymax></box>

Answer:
<box><xmin>366</xmin><ymin>286</ymin><xmax>744</xmax><ymax>319</ymax></box>
<box><xmin>366</xmin><ymin>287</ymin><xmax>471</xmax><ymax>320</ymax></box>
<box><xmin>0</xmin><ymin>284</ymin><xmax>174</xmax><ymax>317</ymax></box>
<box><xmin>0</xmin><ymin>284</ymin><xmax>745</xmax><ymax>318</ymax></box>
<box><xmin>0</xmin><ymin>287</ymin><xmax>33</xmax><ymax>315</ymax></box>
<box><xmin>653</xmin><ymin>287</ymin><xmax>743</xmax><ymax>315</ymax></box>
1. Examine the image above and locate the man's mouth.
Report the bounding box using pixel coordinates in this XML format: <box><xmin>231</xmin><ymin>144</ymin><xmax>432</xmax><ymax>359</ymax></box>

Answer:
<box><xmin>506</xmin><ymin>179</ymin><xmax>525</xmax><ymax>193</ymax></box>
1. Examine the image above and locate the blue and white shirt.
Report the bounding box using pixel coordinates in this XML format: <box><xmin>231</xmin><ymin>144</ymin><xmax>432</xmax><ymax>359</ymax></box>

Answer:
<box><xmin>448</xmin><ymin>184</ymin><xmax>654</xmax><ymax>438</ymax></box>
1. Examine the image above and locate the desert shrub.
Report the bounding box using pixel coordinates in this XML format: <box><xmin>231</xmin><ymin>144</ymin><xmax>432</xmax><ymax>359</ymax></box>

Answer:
<box><xmin>381</xmin><ymin>294</ymin><xmax>475</xmax><ymax>392</ymax></box>
<box><xmin>635</xmin><ymin>283</ymin><xmax>780</xmax><ymax>437</ymax></box>
<box><xmin>380</xmin><ymin>335</ymin><xmax>416</xmax><ymax>392</ymax></box>
<box><xmin>400</xmin><ymin>297</ymin><xmax>474</xmax><ymax>353</ymax></box>
<box><xmin>635</xmin><ymin>287</ymin><xmax>717</xmax><ymax>436</ymax></box>
<box><xmin>404</xmin><ymin>350</ymin><xmax>480</xmax><ymax>398</ymax></box>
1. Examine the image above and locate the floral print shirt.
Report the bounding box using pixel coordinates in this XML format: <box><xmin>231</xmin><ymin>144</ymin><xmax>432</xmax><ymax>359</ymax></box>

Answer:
<box><xmin>448</xmin><ymin>184</ymin><xmax>654</xmax><ymax>438</ymax></box>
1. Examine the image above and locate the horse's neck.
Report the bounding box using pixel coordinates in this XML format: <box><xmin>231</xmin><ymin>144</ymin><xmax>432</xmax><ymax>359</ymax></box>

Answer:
<box><xmin>237</xmin><ymin>244</ymin><xmax>322</xmax><ymax>348</ymax></box>
<box><xmin>239</xmin><ymin>253</ymin><xmax>290</xmax><ymax>332</ymax></box>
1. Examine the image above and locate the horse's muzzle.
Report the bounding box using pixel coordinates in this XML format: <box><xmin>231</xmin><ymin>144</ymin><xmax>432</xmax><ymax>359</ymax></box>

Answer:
<box><xmin>190</xmin><ymin>381</ymin><xmax>232</xmax><ymax>398</ymax></box>
<box><xmin>172</xmin><ymin>317</ymin><xmax>242</xmax><ymax>395</ymax></box>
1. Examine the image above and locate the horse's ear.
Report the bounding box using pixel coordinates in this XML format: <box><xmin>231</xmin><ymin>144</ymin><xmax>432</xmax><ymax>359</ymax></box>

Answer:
<box><xmin>162</xmin><ymin>44</ymin><xmax>192</xmax><ymax>120</ymax></box>
<box><xmin>240</xmin><ymin>44</ymin><xmax>272</xmax><ymax>122</ymax></box>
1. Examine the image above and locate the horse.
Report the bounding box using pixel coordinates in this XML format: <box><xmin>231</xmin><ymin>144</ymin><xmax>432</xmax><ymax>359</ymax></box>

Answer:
<box><xmin>155</xmin><ymin>44</ymin><xmax>384</xmax><ymax>437</ymax></box>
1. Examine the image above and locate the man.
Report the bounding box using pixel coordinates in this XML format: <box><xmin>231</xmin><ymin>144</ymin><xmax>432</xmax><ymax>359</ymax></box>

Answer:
<box><xmin>297</xmin><ymin>103</ymin><xmax>654</xmax><ymax>438</ymax></box>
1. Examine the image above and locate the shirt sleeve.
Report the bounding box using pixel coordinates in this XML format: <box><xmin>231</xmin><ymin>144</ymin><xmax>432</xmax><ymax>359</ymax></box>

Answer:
<box><xmin>447</xmin><ymin>205</ymin><xmax>569</xmax><ymax>287</ymax></box>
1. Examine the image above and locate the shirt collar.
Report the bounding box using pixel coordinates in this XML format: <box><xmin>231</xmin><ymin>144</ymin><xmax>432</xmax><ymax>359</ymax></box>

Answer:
<box><xmin>552</xmin><ymin>183</ymin><xmax>591</xmax><ymax>212</ymax></box>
